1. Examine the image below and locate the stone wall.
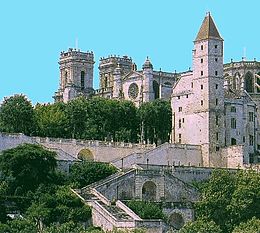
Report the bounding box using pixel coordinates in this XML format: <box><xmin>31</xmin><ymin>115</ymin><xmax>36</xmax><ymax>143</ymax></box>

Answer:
<box><xmin>112</xmin><ymin>143</ymin><xmax>202</xmax><ymax>169</ymax></box>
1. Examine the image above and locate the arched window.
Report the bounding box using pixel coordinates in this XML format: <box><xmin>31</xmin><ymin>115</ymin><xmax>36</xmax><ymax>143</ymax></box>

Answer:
<box><xmin>153</xmin><ymin>80</ymin><xmax>159</xmax><ymax>99</ymax></box>
<box><xmin>257</xmin><ymin>72</ymin><xmax>260</xmax><ymax>93</ymax></box>
<box><xmin>104</xmin><ymin>76</ymin><xmax>108</xmax><ymax>89</ymax></box>
<box><xmin>64</xmin><ymin>71</ymin><xmax>68</xmax><ymax>87</ymax></box>
<box><xmin>81</xmin><ymin>71</ymin><xmax>85</xmax><ymax>90</ymax></box>
<box><xmin>142</xmin><ymin>181</ymin><xmax>157</xmax><ymax>201</ymax></box>
<box><xmin>245</xmin><ymin>72</ymin><xmax>254</xmax><ymax>93</ymax></box>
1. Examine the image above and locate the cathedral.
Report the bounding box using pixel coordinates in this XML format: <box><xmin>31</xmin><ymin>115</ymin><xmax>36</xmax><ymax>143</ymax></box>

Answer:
<box><xmin>53</xmin><ymin>12</ymin><xmax>260</xmax><ymax>166</ymax></box>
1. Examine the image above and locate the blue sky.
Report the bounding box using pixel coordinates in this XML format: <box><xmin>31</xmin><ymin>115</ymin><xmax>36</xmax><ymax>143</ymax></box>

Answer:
<box><xmin>0</xmin><ymin>0</ymin><xmax>259</xmax><ymax>104</ymax></box>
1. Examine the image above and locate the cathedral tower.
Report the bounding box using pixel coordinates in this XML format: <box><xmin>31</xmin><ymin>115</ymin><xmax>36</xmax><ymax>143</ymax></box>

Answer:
<box><xmin>54</xmin><ymin>48</ymin><xmax>94</xmax><ymax>103</ymax></box>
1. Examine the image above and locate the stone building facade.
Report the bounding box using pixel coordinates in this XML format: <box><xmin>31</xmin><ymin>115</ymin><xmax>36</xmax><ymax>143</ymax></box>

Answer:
<box><xmin>171</xmin><ymin>13</ymin><xmax>259</xmax><ymax>167</ymax></box>
<box><xmin>54</xmin><ymin>48</ymin><xmax>95</xmax><ymax>103</ymax></box>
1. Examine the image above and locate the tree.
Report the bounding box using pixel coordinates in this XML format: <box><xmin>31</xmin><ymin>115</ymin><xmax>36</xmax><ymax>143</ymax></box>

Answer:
<box><xmin>179</xmin><ymin>219</ymin><xmax>222</xmax><ymax>233</ymax></box>
<box><xmin>0</xmin><ymin>144</ymin><xmax>57</xmax><ymax>194</ymax></box>
<box><xmin>34</xmin><ymin>102</ymin><xmax>68</xmax><ymax>138</ymax></box>
<box><xmin>0</xmin><ymin>94</ymin><xmax>35</xmax><ymax>135</ymax></box>
<box><xmin>232</xmin><ymin>217</ymin><xmax>260</xmax><ymax>233</ymax></box>
<box><xmin>195</xmin><ymin>169</ymin><xmax>260</xmax><ymax>232</ymax></box>
<box><xmin>138</xmin><ymin>99</ymin><xmax>171</xmax><ymax>144</ymax></box>
<box><xmin>68</xmin><ymin>161</ymin><xmax>117</xmax><ymax>188</ymax></box>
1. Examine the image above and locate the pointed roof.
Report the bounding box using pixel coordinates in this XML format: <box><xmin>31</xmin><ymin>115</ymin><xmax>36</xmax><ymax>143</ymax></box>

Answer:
<box><xmin>195</xmin><ymin>12</ymin><xmax>223</xmax><ymax>41</ymax></box>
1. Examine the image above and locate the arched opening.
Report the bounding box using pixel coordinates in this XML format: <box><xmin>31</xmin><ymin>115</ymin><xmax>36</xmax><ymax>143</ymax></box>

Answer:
<box><xmin>169</xmin><ymin>212</ymin><xmax>184</xmax><ymax>230</ymax></box>
<box><xmin>77</xmin><ymin>148</ymin><xmax>94</xmax><ymax>161</ymax></box>
<box><xmin>142</xmin><ymin>181</ymin><xmax>157</xmax><ymax>201</ymax></box>
<box><xmin>64</xmin><ymin>71</ymin><xmax>68</xmax><ymax>86</ymax></box>
<box><xmin>256</xmin><ymin>72</ymin><xmax>260</xmax><ymax>93</ymax></box>
<box><xmin>245</xmin><ymin>72</ymin><xmax>254</xmax><ymax>93</ymax></box>
<box><xmin>231</xmin><ymin>138</ymin><xmax>237</xmax><ymax>146</ymax></box>
<box><xmin>104</xmin><ymin>76</ymin><xmax>108</xmax><ymax>89</ymax></box>
<box><xmin>153</xmin><ymin>80</ymin><xmax>159</xmax><ymax>99</ymax></box>
<box><xmin>81</xmin><ymin>71</ymin><xmax>85</xmax><ymax>90</ymax></box>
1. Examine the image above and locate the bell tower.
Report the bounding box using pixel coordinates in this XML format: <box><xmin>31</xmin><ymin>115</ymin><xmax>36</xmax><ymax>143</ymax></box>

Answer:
<box><xmin>54</xmin><ymin>48</ymin><xmax>95</xmax><ymax>103</ymax></box>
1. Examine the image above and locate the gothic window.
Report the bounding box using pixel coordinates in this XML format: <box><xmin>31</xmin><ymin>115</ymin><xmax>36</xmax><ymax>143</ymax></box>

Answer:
<box><xmin>153</xmin><ymin>80</ymin><xmax>159</xmax><ymax>99</ymax></box>
<box><xmin>231</xmin><ymin>118</ymin><xmax>236</xmax><ymax>129</ymax></box>
<box><xmin>64</xmin><ymin>71</ymin><xmax>68</xmax><ymax>85</ymax></box>
<box><xmin>249</xmin><ymin>112</ymin><xmax>254</xmax><ymax>122</ymax></box>
<box><xmin>231</xmin><ymin>138</ymin><xmax>237</xmax><ymax>145</ymax></box>
<box><xmin>257</xmin><ymin>72</ymin><xmax>260</xmax><ymax>93</ymax></box>
<box><xmin>104</xmin><ymin>76</ymin><xmax>108</xmax><ymax>89</ymax></box>
<box><xmin>81</xmin><ymin>71</ymin><xmax>85</xmax><ymax>90</ymax></box>
<box><xmin>128</xmin><ymin>83</ymin><xmax>139</xmax><ymax>99</ymax></box>
<box><xmin>231</xmin><ymin>106</ymin><xmax>236</xmax><ymax>113</ymax></box>
<box><xmin>249</xmin><ymin>135</ymin><xmax>254</xmax><ymax>146</ymax></box>
<box><xmin>245</xmin><ymin>72</ymin><xmax>254</xmax><ymax>93</ymax></box>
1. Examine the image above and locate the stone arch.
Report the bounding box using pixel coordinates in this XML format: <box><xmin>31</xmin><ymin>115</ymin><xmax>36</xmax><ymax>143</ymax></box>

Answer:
<box><xmin>153</xmin><ymin>80</ymin><xmax>160</xmax><ymax>99</ymax></box>
<box><xmin>245</xmin><ymin>72</ymin><xmax>254</xmax><ymax>93</ymax></box>
<box><xmin>142</xmin><ymin>181</ymin><xmax>157</xmax><ymax>201</ymax></box>
<box><xmin>169</xmin><ymin>212</ymin><xmax>185</xmax><ymax>230</ymax></box>
<box><xmin>77</xmin><ymin>148</ymin><xmax>94</xmax><ymax>161</ymax></box>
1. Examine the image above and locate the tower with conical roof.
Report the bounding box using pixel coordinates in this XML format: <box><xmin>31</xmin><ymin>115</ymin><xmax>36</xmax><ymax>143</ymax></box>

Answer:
<box><xmin>192</xmin><ymin>12</ymin><xmax>225</xmax><ymax>166</ymax></box>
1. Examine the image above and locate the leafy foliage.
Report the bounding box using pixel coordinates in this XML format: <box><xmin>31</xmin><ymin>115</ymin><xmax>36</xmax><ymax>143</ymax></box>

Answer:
<box><xmin>179</xmin><ymin>219</ymin><xmax>222</xmax><ymax>233</ymax></box>
<box><xmin>126</xmin><ymin>200</ymin><xmax>165</xmax><ymax>220</ymax></box>
<box><xmin>138</xmin><ymin>99</ymin><xmax>171</xmax><ymax>145</ymax></box>
<box><xmin>0</xmin><ymin>144</ymin><xmax>57</xmax><ymax>194</ymax></box>
<box><xmin>68</xmin><ymin>161</ymin><xmax>117</xmax><ymax>188</ymax></box>
<box><xmin>195</xmin><ymin>169</ymin><xmax>260</xmax><ymax>232</ymax></box>
<box><xmin>0</xmin><ymin>95</ymin><xmax>35</xmax><ymax>135</ymax></box>
<box><xmin>232</xmin><ymin>217</ymin><xmax>260</xmax><ymax>233</ymax></box>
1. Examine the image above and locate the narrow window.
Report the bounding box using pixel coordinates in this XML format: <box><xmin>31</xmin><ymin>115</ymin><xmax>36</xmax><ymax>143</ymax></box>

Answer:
<box><xmin>191</xmin><ymin>82</ymin><xmax>194</xmax><ymax>88</ymax></box>
<box><xmin>201</xmin><ymin>71</ymin><xmax>203</xmax><ymax>76</ymax></box>
<box><xmin>182</xmin><ymin>118</ymin><xmax>184</xmax><ymax>123</ymax></box>
<box><xmin>201</xmin><ymin>85</ymin><xmax>203</xmax><ymax>90</ymax></box>
<box><xmin>178</xmin><ymin>134</ymin><xmax>182</xmax><ymax>143</ymax></box>
<box><xmin>243</xmin><ymin>136</ymin><xmax>245</xmax><ymax>143</ymax></box>
<box><xmin>215</xmin><ymin>58</ymin><xmax>218</xmax><ymax>62</ymax></box>
<box><xmin>216</xmin><ymin>115</ymin><xmax>219</xmax><ymax>126</ymax></box>
<box><xmin>201</xmin><ymin>45</ymin><xmax>203</xmax><ymax>50</ymax></box>
<box><xmin>216</xmin><ymin>146</ymin><xmax>220</xmax><ymax>151</ymax></box>
<box><xmin>231</xmin><ymin>118</ymin><xmax>236</xmax><ymax>129</ymax></box>
<box><xmin>249</xmin><ymin>135</ymin><xmax>254</xmax><ymax>146</ymax></box>
<box><xmin>231</xmin><ymin>106</ymin><xmax>236</xmax><ymax>112</ymax></box>
<box><xmin>216</xmin><ymin>132</ymin><xmax>219</xmax><ymax>141</ymax></box>
<box><xmin>81</xmin><ymin>71</ymin><xmax>85</xmax><ymax>90</ymax></box>
<box><xmin>231</xmin><ymin>138</ymin><xmax>237</xmax><ymax>145</ymax></box>
<box><xmin>216</xmin><ymin>84</ymin><xmax>218</xmax><ymax>89</ymax></box>
<box><xmin>249</xmin><ymin>112</ymin><xmax>254</xmax><ymax>122</ymax></box>
<box><xmin>178</xmin><ymin>107</ymin><xmax>182</xmax><ymax>112</ymax></box>
<box><xmin>215</xmin><ymin>71</ymin><xmax>218</xmax><ymax>76</ymax></box>
<box><xmin>177</xmin><ymin>96</ymin><xmax>180</xmax><ymax>100</ymax></box>
<box><xmin>201</xmin><ymin>58</ymin><xmax>203</xmax><ymax>63</ymax></box>
<box><xmin>201</xmin><ymin>100</ymin><xmax>203</xmax><ymax>106</ymax></box>
<box><xmin>179</xmin><ymin>119</ymin><xmax>182</xmax><ymax>128</ymax></box>
<box><xmin>216</xmin><ymin>98</ymin><xmax>218</xmax><ymax>106</ymax></box>
<box><xmin>215</xmin><ymin>45</ymin><xmax>218</xmax><ymax>49</ymax></box>
<box><xmin>186</xmin><ymin>95</ymin><xmax>188</xmax><ymax>98</ymax></box>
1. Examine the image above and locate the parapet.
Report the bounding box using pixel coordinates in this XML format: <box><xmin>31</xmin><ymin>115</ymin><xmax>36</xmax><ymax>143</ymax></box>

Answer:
<box><xmin>60</xmin><ymin>48</ymin><xmax>94</xmax><ymax>62</ymax></box>
<box><xmin>99</xmin><ymin>55</ymin><xmax>132</xmax><ymax>66</ymax></box>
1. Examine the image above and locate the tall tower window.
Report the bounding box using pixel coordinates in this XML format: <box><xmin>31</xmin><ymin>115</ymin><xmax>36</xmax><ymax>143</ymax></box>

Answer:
<box><xmin>153</xmin><ymin>80</ymin><xmax>160</xmax><ymax>99</ymax></box>
<box><xmin>245</xmin><ymin>72</ymin><xmax>253</xmax><ymax>93</ymax></box>
<box><xmin>81</xmin><ymin>71</ymin><xmax>85</xmax><ymax>90</ymax></box>
<box><xmin>231</xmin><ymin>118</ymin><xmax>236</xmax><ymax>129</ymax></box>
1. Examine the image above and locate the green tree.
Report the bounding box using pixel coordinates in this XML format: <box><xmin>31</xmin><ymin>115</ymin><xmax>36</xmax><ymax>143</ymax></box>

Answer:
<box><xmin>65</xmin><ymin>97</ymin><xmax>88</xmax><ymax>139</ymax></box>
<box><xmin>126</xmin><ymin>200</ymin><xmax>165</xmax><ymax>220</ymax></box>
<box><xmin>68</xmin><ymin>161</ymin><xmax>117</xmax><ymax>188</ymax></box>
<box><xmin>179</xmin><ymin>219</ymin><xmax>222</xmax><ymax>233</ymax></box>
<box><xmin>232</xmin><ymin>217</ymin><xmax>260</xmax><ymax>233</ymax></box>
<box><xmin>0</xmin><ymin>94</ymin><xmax>35</xmax><ymax>135</ymax></box>
<box><xmin>0</xmin><ymin>144</ymin><xmax>57</xmax><ymax>194</ymax></box>
<box><xmin>195</xmin><ymin>169</ymin><xmax>260</xmax><ymax>232</ymax></box>
<box><xmin>138</xmin><ymin>99</ymin><xmax>171</xmax><ymax>144</ymax></box>
<box><xmin>34</xmin><ymin>102</ymin><xmax>68</xmax><ymax>138</ymax></box>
